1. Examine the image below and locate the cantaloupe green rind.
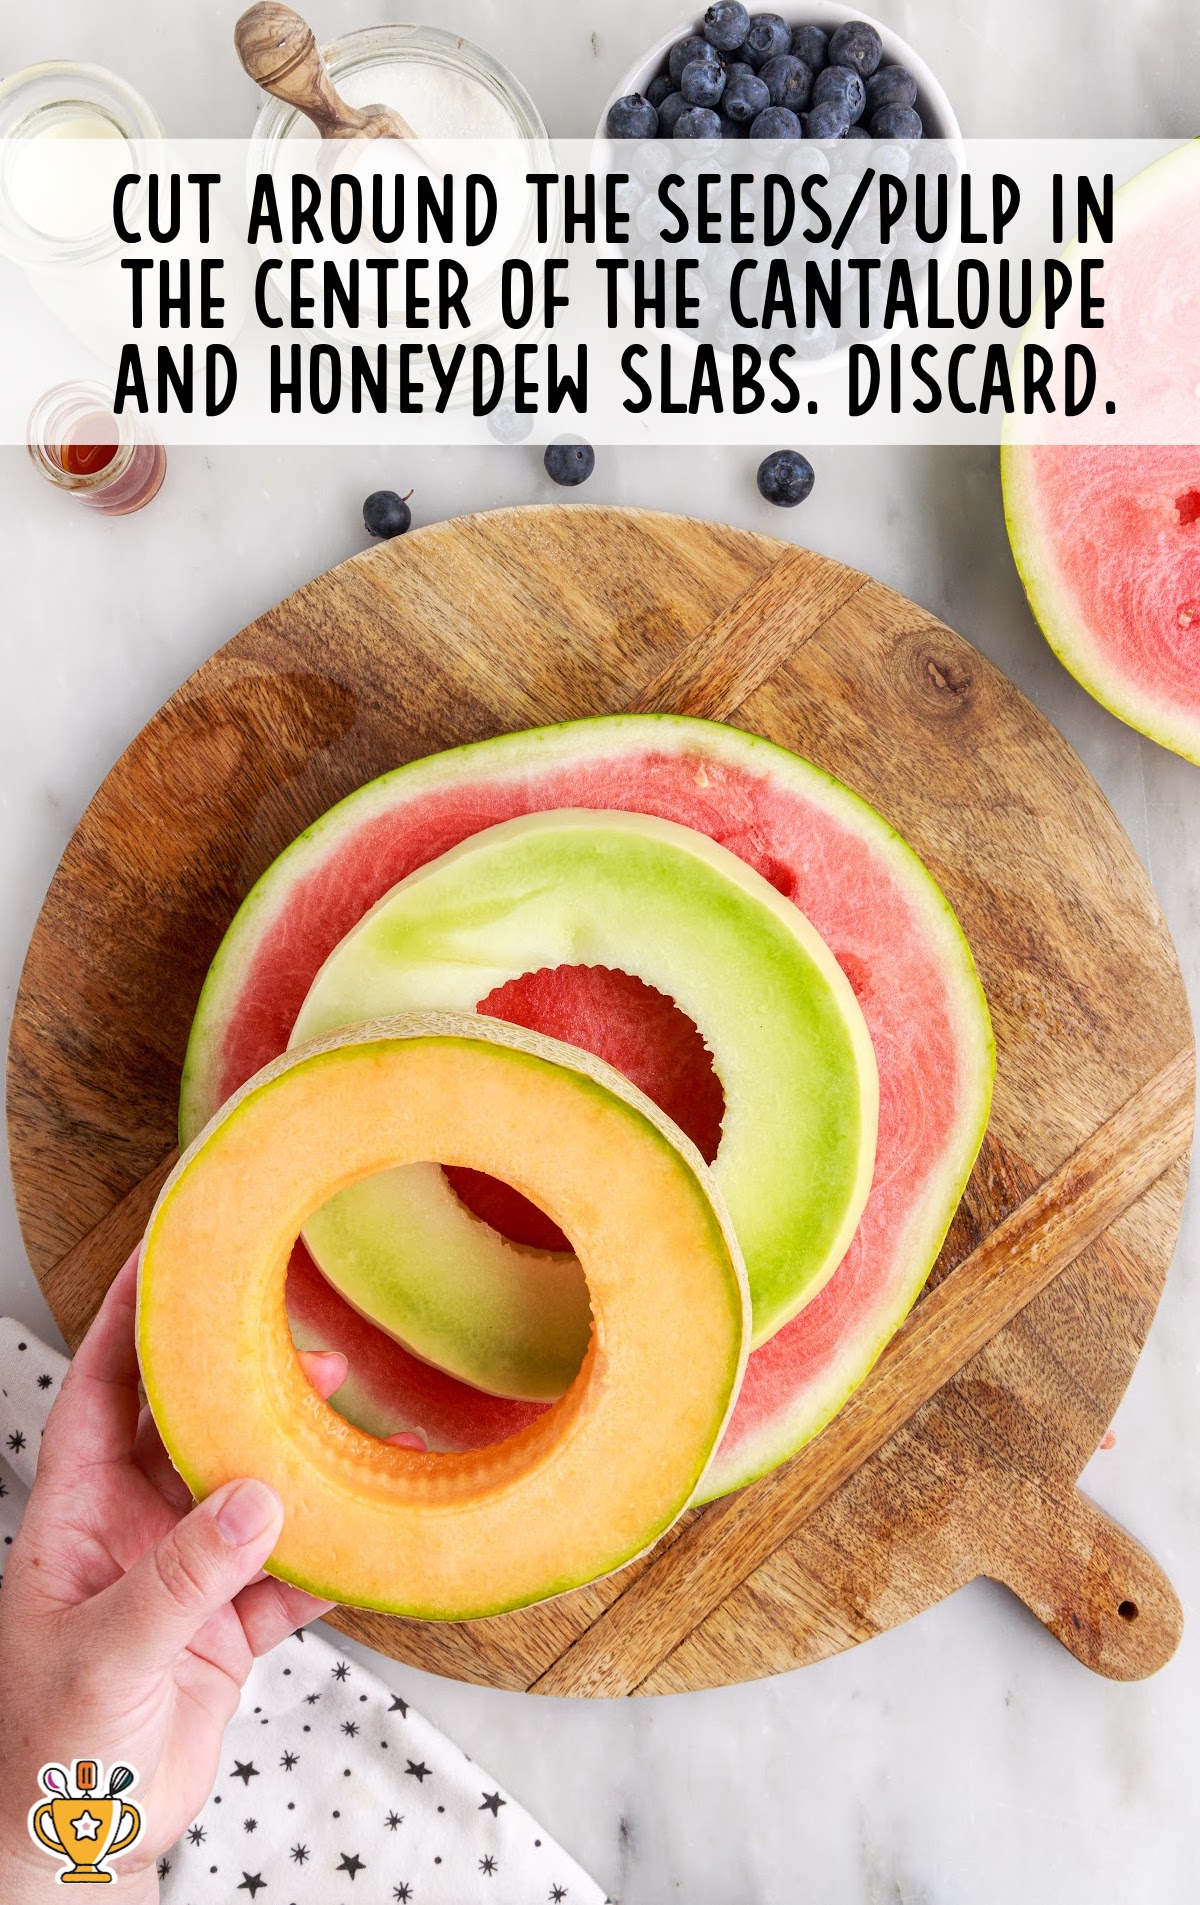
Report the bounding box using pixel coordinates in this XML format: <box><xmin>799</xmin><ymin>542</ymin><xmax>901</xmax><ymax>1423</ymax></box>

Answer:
<box><xmin>143</xmin><ymin>1011</ymin><xmax>751</xmax><ymax>1620</ymax></box>
<box><xmin>291</xmin><ymin>809</ymin><xmax>879</xmax><ymax>1362</ymax></box>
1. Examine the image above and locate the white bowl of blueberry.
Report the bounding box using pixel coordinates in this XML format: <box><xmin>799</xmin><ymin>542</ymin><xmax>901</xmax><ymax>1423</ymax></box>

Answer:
<box><xmin>601</xmin><ymin>2</ymin><xmax>959</xmax><ymax>145</ymax></box>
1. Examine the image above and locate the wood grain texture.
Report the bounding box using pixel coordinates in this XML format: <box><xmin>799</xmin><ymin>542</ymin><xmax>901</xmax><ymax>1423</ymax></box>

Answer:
<box><xmin>234</xmin><ymin>4</ymin><xmax>419</xmax><ymax>141</ymax></box>
<box><xmin>6</xmin><ymin>506</ymin><xmax>1191</xmax><ymax>1693</ymax></box>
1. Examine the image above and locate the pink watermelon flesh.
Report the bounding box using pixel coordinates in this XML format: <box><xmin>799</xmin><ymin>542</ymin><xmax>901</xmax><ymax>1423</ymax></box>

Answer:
<box><xmin>1005</xmin><ymin>446</ymin><xmax>1200</xmax><ymax>765</ymax></box>
<box><xmin>1003</xmin><ymin>142</ymin><xmax>1200</xmax><ymax>764</ymax></box>
<box><xmin>288</xmin><ymin>1240</ymin><xmax>547</xmax><ymax>1449</ymax></box>
<box><xmin>183</xmin><ymin>716</ymin><xmax>992</xmax><ymax>1501</ymax></box>
<box><xmin>447</xmin><ymin>965</ymin><xmax>725</xmax><ymax>1254</ymax></box>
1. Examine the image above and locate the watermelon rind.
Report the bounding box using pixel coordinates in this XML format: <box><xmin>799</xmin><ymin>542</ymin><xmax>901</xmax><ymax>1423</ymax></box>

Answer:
<box><xmin>181</xmin><ymin>714</ymin><xmax>994</xmax><ymax>1501</ymax></box>
<box><xmin>1002</xmin><ymin>139</ymin><xmax>1200</xmax><ymax>767</ymax></box>
<box><xmin>291</xmin><ymin>808</ymin><xmax>879</xmax><ymax>1368</ymax></box>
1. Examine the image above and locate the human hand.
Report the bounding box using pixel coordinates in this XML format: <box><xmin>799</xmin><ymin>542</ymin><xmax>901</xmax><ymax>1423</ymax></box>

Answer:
<box><xmin>0</xmin><ymin>1250</ymin><xmax>347</xmax><ymax>1900</ymax></box>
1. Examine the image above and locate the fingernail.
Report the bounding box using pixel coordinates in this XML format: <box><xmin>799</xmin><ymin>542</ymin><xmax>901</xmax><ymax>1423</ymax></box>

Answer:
<box><xmin>214</xmin><ymin>1478</ymin><xmax>282</xmax><ymax>1548</ymax></box>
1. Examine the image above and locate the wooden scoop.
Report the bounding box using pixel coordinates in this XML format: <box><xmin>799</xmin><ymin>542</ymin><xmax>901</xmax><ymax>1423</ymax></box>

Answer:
<box><xmin>235</xmin><ymin>3</ymin><xmax>418</xmax><ymax>142</ymax></box>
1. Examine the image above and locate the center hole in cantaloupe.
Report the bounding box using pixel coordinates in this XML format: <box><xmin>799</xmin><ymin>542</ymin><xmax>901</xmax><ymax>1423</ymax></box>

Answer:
<box><xmin>286</xmin><ymin>967</ymin><xmax>726</xmax><ymax>1451</ymax></box>
<box><xmin>444</xmin><ymin>963</ymin><xmax>727</xmax><ymax>1252</ymax></box>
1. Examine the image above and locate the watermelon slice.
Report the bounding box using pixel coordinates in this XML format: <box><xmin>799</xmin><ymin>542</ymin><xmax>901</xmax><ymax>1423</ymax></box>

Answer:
<box><xmin>1003</xmin><ymin>141</ymin><xmax>1200</xmax><ymax>764</ymax></box>
<box><xmin>182</xmin><ymin>715</ymin><xmax>993</xmax><ymax>1501</ymax></box>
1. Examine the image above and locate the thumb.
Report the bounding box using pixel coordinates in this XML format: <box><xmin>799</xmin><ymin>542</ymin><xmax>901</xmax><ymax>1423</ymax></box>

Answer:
<box><xmin>97</xmin><ymin>1479</ymin><xmax>285</xmax><ymax>1677</ymax></box>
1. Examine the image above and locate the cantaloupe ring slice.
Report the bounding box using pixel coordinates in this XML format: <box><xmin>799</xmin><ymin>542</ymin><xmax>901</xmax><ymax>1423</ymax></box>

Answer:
<box><xmin>137</xmin><ymin>1012</ymin><xmax>750</xmax><ymax>1619</ymax></box>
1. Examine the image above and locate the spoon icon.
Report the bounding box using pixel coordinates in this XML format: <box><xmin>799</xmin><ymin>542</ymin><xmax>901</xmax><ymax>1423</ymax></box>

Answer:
<box><xmin>40</xmin><ymin>1765</ymin><xmax>71</xmax><ymax>1797</ymax></box>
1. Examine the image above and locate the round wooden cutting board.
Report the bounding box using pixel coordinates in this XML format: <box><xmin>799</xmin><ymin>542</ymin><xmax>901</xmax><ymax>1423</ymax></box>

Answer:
<box><xmin>7</xmin><ymin>506</ymin><xmax>1193</xmax><ymax>1695</ymax></box>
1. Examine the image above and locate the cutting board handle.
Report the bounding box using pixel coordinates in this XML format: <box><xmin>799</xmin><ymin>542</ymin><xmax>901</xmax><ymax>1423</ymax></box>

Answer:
<box><xmin>982</xmin><ymin>1482</ymin><xmax>1182</xmax><ymax>1680</ymax></box>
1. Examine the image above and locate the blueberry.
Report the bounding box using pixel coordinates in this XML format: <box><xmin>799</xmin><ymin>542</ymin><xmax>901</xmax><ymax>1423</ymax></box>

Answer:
<box><xmin>720</xmin><ymin>114</ymin><xmax>750</xmax><ymax>136</ymax></box>
<box><xmin>681</xmin><ymin>58</ymin><xmax>726</xmax><ymax>107</ymax></box>
<box><xmin>789</xmin><ymin>23</ymin><xmax>828</xmax><ymax>70</ymax></box>
<box><xmin>870</xmin><ymin>103</ymin><xmax>923</xmax><ymax>139</ymax></box>
<box><xmin>606</xmin><ymin>93</ymin><xmax>659</xmax><ymax>139</ymax></box>
<box><xmin>657</xmin><ymin>89</ymin><xmax>689</xmax><ymax>134</ymax></box>
<box><xmin>645</xmin><ymin>72</ymin><xmax>676</xmax><ymax>109</ymax></box>
<box><xmin>844</xmin><ymin>123</ymin><xmax>871</xmax><ymax>139</ymax></box>
<box><xmin>363</xmin><ymin>489</ymin><xmax>412</xmax><ymax>538</ymax></box>
<box><xmin>544</xmin><ymin>440</ymin><xmax>595</xmax><ymax>486</ymax></box>
<box><xmin>742</xmin><ymin>13</ymin><xmax>791</xmax><ymax>67</ymax></box>
<box><xmin>749</xmin><ymin>104</ymin><xmax>802</xmax><ymax>138</ymax></box>
<box><xmin>703</xmin><ymin>1</ymin><xmax>750</xmax><ymax>52</ymax></box>
<box><xmin>676</xmin><ymin>104</ymin><xmax>724</xmax><ymax>138</ymax></box>
<box><xmin>669</xmin><ymin>35</ymin><xmax>721</xmax><ymax>84</ymax></box>
<box><xmin>865</xmin><ymin>64</ymin><xmax>918</xmax><ymax>114</ymax></box>
<box><xmin>722</xmin><ymin>63</ymin><xmax>771</xmax><ymax>122</ymax></box>
<box><xmin>872</xmin><ymin>138</ymin><xmax>911</xmax><ymax>178</ymax></box>
<box><xmin>757</xmin><ymin>450</ymin><xmax>815</xmax><ymax>507</ymax></box>
<box><xmin>803</xmin><ymin>100</ymin><xmax>850</xmax><ymax>139</ymax></box>
<box><xmin>487</xmin><ymin>405</ymin><xmax>533</xmax><ymax>444</ymax></box>
<box><xmin>758</xmin><ymin>53</ymin><xmax>813</xmax><ymax>111</ymax></box>
<box><xmin>813</xmin><ymin>64</ymin><xmax>866</xmax><ymax>123</ymax></box>
<box><xmin>828</xmin><ymin>21</ymin><xmax>884</xmax><ymax>78</ymax></box>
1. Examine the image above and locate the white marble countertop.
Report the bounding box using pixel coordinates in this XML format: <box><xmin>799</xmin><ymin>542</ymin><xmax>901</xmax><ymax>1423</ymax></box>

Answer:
<box><xmin>2</xmin><ymin>3</ymin><xmax>1199</xmax><ymax>1901</ymax></box>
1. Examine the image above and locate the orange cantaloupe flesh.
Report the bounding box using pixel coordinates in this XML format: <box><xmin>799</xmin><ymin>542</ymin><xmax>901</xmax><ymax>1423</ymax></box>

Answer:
<box><xmin>138</xmin><ymin>1013</ymin><xmax>750</xmax><ymax>1619</ymax></box>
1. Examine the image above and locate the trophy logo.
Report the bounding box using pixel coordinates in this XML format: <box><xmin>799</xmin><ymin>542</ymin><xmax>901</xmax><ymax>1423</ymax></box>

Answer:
<box><xmin>28</xmin><ymin>1760</ymin><xmax>142</xmax><ymax>1884</ymax></box>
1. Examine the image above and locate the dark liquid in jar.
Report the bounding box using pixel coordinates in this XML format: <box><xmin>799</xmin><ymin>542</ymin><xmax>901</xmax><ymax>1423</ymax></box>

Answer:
<box><xmin>58</xmin><ymin>411</ymin><xmax>120</xmax><ymax>477</ymax></box>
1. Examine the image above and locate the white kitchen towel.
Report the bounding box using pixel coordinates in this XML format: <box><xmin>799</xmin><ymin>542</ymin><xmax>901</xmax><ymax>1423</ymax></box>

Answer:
<box><xmin>0</xmin><ymin>1319</ymin><xmax>608</xmax><ymax>1905</ymax></box>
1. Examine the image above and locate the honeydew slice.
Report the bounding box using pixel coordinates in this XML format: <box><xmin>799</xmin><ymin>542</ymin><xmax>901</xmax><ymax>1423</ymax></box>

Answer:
<box><xmin>138</xmin><ymin>1012</ymin><xmax>750</xmax><ymax>1619</ymax></box>
<box><xmin>291</xmin><ymin>810</ymin><xmax>878</xmax><ymax>1393</ymax></box>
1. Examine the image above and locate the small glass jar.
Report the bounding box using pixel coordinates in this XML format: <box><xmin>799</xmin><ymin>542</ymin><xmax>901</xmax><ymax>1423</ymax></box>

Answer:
<box><xmin>248</xmin><ymin>25</ymin><xmax>559</xmax><ymax>370</ymax></box>
<box><xmin>28</xmin><ymin>381</ymin><xmax>166</xmax><ymax>515</ymax></box>
<box><xmin>249</xmin><ymin>24</ymin><xmax>548</xmax><ymax>151</ymax></box>
<box><xmin>0</xmin><ymin>62</ymin><xmax>163</xmax><ymax>269</ymax></box>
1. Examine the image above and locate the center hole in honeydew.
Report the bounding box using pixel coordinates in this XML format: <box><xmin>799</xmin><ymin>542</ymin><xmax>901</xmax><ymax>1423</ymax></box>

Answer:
<box><xmin>286</xmin><ymin>966</ymin><xmax>726</xmax><ymax>1451</ymax></box>
<box><xmin>445</xmin><ymin>963</ymin><xmax>726</xmax><ymax>1252</ymax></box>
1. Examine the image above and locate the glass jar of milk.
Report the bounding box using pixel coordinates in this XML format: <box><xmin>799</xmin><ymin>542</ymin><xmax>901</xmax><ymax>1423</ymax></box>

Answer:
<box><xmin>0</xmin><ymin>62</ymin><xmax>162</xmax><ymax>267</ymax></box>
<box><xmin>250</xmin><ymin>24</ymin><xmax>557</xmax><ymax>369</ymax></box>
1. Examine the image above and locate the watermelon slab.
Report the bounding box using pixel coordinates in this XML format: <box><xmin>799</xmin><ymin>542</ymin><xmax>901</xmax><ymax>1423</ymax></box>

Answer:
<box><xmin>182</xmin><ymin>715</ymin><xmax>993</xmax><ymax>1502</ymax></box>
<box><xmin>292</xmin><ymin>809</ymin><xmax>879</xmax><ymax>1384</ymax></box>
<box><xmin>1003</xmin><ymin>141</ymin><xmax>1200</xmax><ymax>764</ymax></box>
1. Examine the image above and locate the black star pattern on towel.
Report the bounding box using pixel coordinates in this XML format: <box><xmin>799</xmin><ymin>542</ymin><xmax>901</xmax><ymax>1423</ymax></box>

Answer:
<box><xmin>0</xmin><ymin>1329</ymin><xmax>610</xmax><ymax>1905</ymax></box>
<box><xmin>36</xmin><ymin>1373</ymin><xmax>52</xmax><ymax>1389</ymax></box>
